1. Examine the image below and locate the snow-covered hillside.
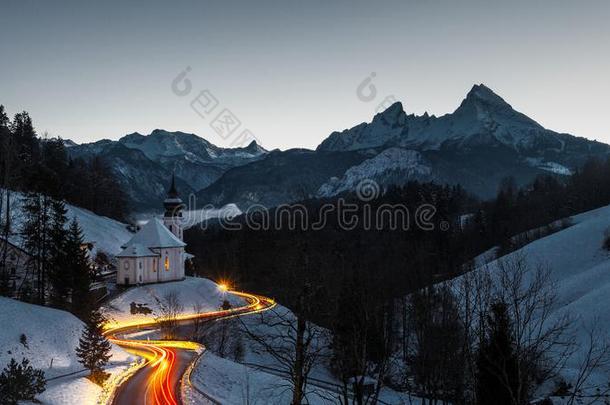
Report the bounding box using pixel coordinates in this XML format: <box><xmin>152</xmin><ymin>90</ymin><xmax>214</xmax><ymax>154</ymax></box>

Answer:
<box><xmin>0</xmin><ymin>297</ymin><xmax>132</xmax><ymax>404</ymax></box>
<box><xmin>0</xmin><ymin>297</ymin><xmax>87</xmax><ymax>377</ymax></box>
<box><xmin>463</xmin><ymin>204</ymin><xmax>610</xmax><ymax>389</ymax></box>
<box><xmin>64</xmin><ymin>204</ymin><xmax>132</xmax><ymax>255</ymax></box>
<box><xmin>2</xmin><ymin>190</ymin><xmax>133</xmax><ymax>256</ymax></box>
<box><xmin>103</xmin><ymin>277</ymin><xmax>245</xmax><ymax>328</ymax></box>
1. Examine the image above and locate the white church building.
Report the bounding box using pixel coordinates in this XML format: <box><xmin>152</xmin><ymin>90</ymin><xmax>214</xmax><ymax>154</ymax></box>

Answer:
<box><xmin>116</xmin><ymin>176</ymin><xmax>189</xmax><ymax>286</ymax></box>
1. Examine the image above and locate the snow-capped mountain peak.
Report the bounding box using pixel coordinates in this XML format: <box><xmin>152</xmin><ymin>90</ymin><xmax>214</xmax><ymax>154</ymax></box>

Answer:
<box><xmin>378</xmin><ymin>101</ymin><xmax>407</xmax><ymax>126</ymax></box>
<box><xmin>463</xmin><ymin>83</ymin><xmax>511</xmax><ymax>107</ymax></box>
<box><xmin>318</xmin><ymin>83</ymin><xmax>559</xmax><ymax>153</ymax></box>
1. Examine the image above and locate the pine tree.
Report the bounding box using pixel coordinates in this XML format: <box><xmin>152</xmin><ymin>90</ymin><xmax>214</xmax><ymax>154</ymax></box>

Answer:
<box><xmin>21</xmin><ymin>192</ymin><xmax>52</xmax><ymax>304</ymax></box>
<box><xmin>0</xmin><ymin>109</ymin><xmax>15</xmax><ymax>296</ymax></box>
<box><xmin>10</xmin><ymin>111</ymin><xmax>38</xmax><ymax>167</ymax></box>
<box><xmin>65</xmin><ymin>218</ymin><xmax>92</xmax><ymax>316</ymax></box>
<box><xmin>76</xmin><ymin>309</ymin><xmax>111</xmax><ymax>384</ymax></box>
<box><xmin>0</xmin><ymin>357</ymin><xmax>46</xmax><ymax>404</ymax></box>
<box><xmin>48</xmin><ymin>199</ymin><xmax>69</xmax><ymax>308</ymax></box>
<box><xmin>476</xmin><ymin>301</ymin><xmax>520</xmax><ymax>405</ymax></box>
<box><xmin>0</xmin><ymin>105</ymin><xmax>9</xmax><ymax>127</ymax></box>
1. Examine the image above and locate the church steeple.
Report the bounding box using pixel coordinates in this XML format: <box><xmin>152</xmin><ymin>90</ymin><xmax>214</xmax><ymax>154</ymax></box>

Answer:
<box><xmin>163</xmin><ymin>173</ymin><xmax>185</xmax><ymax>241</ymax></box>
<box><xmin>167</xmin><ymin>173</ymin><xmax>179</xmax><ymax>199</ymax></box>
<box><xmin>163</xmin><ymin>173</ymin><xmax>184</xmax><ymax>218</ymax></box>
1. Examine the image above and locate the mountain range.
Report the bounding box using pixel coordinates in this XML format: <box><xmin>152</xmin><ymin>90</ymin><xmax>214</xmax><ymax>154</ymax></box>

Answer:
<box><xmin>68</xmin><ymin>84</ymin><xmax>610</xmax><ymax>212</ymax></box>
<box><xmin>67</xmin><ymin>129</ymin><xmax>267</xmax><ymax>210</ymax></box>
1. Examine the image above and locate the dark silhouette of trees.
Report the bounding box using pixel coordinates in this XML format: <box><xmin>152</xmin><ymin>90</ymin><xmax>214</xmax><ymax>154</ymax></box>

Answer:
<box><xmin>408</xmin><ymin>286</ymin><xmax>465</xmax><ymax>405</ymax></box>
<box><xmin>0</xmin><ymin>358</ymin><xmax>46</xmax><ymax>404</ymax></box>
<box><xmin>48</xmin><ymin>199</ymin><xmax>70</xmax><ymax>308</ymax></box>
<box><xmin>65</xmin><ymin>218</ymin><xmax>93</xmax><ymax>317</ymax></box>
<box><xmin>21</xmin><ymin>192</ymin><xmax>52</xmax><ymax>304</ymax></box>
<box><xmin>476</xmin><ymin>301</ymin><xmax>520</xmax><ymax>405</ymax></box>
<box><xmin>0</xmin><ymin>104</ymin><xmax>127</xmax><ymax>221</ymax></box>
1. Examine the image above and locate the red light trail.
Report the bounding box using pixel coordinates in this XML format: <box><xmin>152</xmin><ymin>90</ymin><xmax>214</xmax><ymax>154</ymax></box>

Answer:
<box><xmin>104</xmin><ymin>290</ymin><xmax>275</xmax><ymax>405</ymax></box>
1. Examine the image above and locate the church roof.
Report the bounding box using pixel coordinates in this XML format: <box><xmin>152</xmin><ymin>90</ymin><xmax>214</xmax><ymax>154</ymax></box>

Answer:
<box><xmin>116</xmin><ymin>243</ymin><xmax>158</xmax><ymax>258</ymax></box>
<box><xmin>122</xmin><ymin>218</ymin><xmax>186</xmax><ymax>249</ymax></box>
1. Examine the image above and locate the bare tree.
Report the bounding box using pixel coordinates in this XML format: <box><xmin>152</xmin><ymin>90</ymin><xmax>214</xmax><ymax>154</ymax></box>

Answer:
<box><xmin>457</xmin><ymin>255</ymin><xmax>575</xmax><ymax>405</ymax></box>
<box><xmin>495</xmin><ymin>256</ymin><xmax>574</xmax><ymax>400</ymax></box>
<box><xmin>200</xmin><ymin>314</ymin><xmax>244</xmax><ymax>361</ymax></box>
<box><xmin>191</xmin><ymin>302</ymin><xmax>205</xmax><ymax>341</ymax></box>
<box><xmin>331</xmin><ymin>272</ymin><xmax>395</xmax><ymax>405</ymax></box>
<box><xmin>566</xmin><ymin>321</ymin><xmax>610</xmax><ymax>405</ymax></box>
<box><xmin>455</xmin><ymin>255</ymin><xmax>610</xmax><ymax>405</ymax></box>
<box><xmin>239</xmin><ymin>285</ymin><xmax>326</xmax><ymax>405</ymax></box>
<box><xmin>454</xmin><ymin>262</ymin><xmax>494</xmax><ymax>404</ymax></box>
<box><xmin>407</xmin><ymin>285</ymin><xmax>465</xmax><ymax>405</ymax></box>
<box><xmin>156</xmin><ymin>291</ymin><xmax>183</xmax><ymax>339</ymax></box>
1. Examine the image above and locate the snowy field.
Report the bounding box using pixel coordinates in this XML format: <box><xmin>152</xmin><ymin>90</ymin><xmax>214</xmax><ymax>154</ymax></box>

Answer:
<box><xmin>103</xmin><ymin>277</ymin><xmax>246</xmax><ymax>328</ymax></box>
<box><xmin>0</xmin><ymin>297</ymin><xmax>133</xmax><ymax>404</ymax></box>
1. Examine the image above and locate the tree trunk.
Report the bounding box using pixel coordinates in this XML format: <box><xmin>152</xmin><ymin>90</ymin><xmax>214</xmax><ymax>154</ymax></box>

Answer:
<box><xmin>292</xmin><ymin>311</ymin><xmax>306</xmax><ymax>405</ymax></box>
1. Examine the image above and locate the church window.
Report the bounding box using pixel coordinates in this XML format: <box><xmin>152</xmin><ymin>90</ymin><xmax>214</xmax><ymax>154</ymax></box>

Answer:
<box><xmin>153</xmin><ymin>259</ymin><xmax>156</xmax><ymax>272</ymax></box>
<box><xmin>124</xmin><ymin>261</ymin><xmax>129</xmax><ymax>270</ymax></box>
<box><xmin>139</xmin><ymin>261</ymin><xmax>142</xmax><ymax>269</ymax></box>
<box><xmin>165</xmin><ymin>256</ymin><xmax>169</xmax><ymax>271</ymax></box>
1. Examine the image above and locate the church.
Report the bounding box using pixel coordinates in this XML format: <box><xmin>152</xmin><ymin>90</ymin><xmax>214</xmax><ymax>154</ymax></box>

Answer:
<box><xmin>116</xmin><ymin>176</ymin><xmax>189</xmax><ymax>286</ymax></box>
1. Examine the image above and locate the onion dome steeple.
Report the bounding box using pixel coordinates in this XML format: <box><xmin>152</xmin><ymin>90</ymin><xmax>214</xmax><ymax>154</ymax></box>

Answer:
<box><xmin>163</xmin><ymin>173</ymin><xmax>184</xmax><ymax>217</ymax></box>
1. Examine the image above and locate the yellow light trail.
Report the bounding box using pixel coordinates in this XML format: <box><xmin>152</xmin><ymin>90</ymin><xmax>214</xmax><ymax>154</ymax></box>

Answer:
<box><xmin>103</xmin><ymin>290</ymin><xmax>275</xmax><ymax>405</ymax></box>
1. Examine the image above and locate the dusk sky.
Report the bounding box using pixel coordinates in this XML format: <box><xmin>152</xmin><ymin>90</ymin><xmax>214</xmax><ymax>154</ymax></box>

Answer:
<box><xmin>1</xmin><ymin>0</ymin><xmax>609</xmax><ymax>150</ymax></box>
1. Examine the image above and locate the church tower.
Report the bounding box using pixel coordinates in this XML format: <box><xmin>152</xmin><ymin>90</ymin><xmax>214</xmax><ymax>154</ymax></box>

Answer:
<box><xmin>163</xmin><ymin>174</ymin><xmax>185</xmax><ymax>241</ymax></box>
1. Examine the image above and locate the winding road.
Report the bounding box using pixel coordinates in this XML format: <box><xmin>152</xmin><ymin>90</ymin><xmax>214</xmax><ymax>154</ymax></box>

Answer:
<box><xmin>103</xmin><ymin>290</ymin><xmax>275</xmax><ymax>405</ymax></box>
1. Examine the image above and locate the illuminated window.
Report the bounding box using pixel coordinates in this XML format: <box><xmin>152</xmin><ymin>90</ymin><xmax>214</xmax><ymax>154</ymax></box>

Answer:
<box><xmin>165</xmin><ymin>256</ymin><xmax>169</xmax><ymax>271</ymax></box>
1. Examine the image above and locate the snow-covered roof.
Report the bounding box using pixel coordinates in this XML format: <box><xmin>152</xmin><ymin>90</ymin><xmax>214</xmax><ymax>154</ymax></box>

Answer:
<box><xmin>122</xmin><ymin>218</ymin><xmax>186</xmax><ymax>249</ymax></box>
<box><xmin>116</xmin><ymin>243</ymin><xmax>159</xmax><ymax>258</ymax></box>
